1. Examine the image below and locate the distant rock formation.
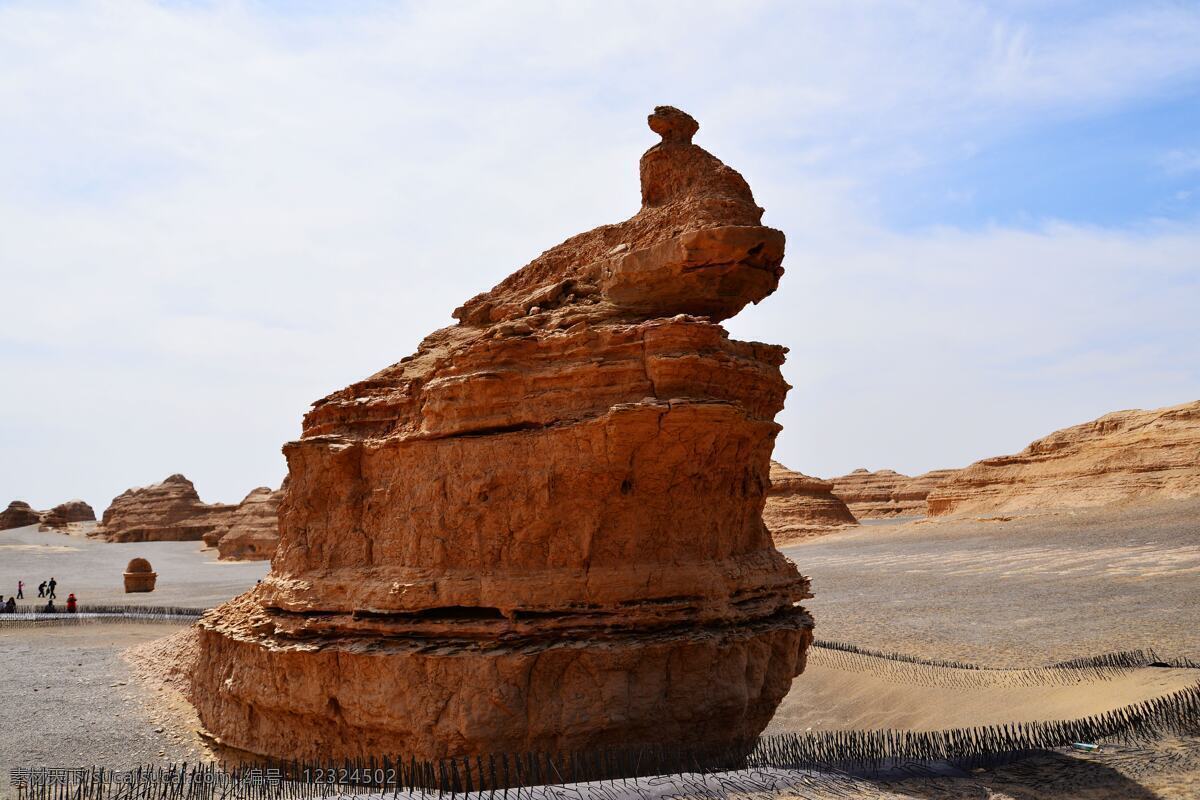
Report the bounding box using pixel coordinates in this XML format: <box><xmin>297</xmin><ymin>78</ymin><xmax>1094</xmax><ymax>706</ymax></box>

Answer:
<box><xmin>187</xmin><ymin>106</ymin><xmax>813</xmax><ymax>767</ymax></box>
<box><xmin>213</xmin><ymin>485</ymin><xmax>283</xmax><ymax>561</ymax></box>
<box><xmin>764</xmin><ymin>461</ymin><xmax>858</xmax><ymax>543</ymax></box>
<box><xmin>830</xmin><ymin>468</ymin><xmax>958</xmax><ymax>518</ymax></box>
<box><xmin>92</xmin><ymin>474</ymin><xmax>237</xmax><ymax>543</ymax></box>
<box><xmin>0</xmin><ymin>501</ymin><xmax>43</xmax><ymax>530</ymax></box>
<box><xmin>927</xmin><ymin>400</ymin><xmax>1200</xmax><ymax>516</ymax></box>
<box><xmin>38</xmin><ymin>500</ymin><xmax>96</xmax><ymax>531</ymax></box>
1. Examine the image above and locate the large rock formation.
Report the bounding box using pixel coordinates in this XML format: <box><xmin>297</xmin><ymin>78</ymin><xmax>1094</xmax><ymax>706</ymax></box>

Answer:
<box><xmin>927</xmin><ymin>400</ymin><xmax>1200</xmax><ymax>516</ymax></box>
<box><xmin>38</xmin><ymin>500</ymin><xmax>96</xmax><ymax>531</ymax></box>
<box><xmin>829</xmin><ymin>468</ymin><xmax>958</xmax><ymax>518</ymax></box>
<box><xmin>212</xmin><ymin>485</ymin><xmax>284</xmax><ymax>561</ymax></box>
<box><xmin>764</xmin><ymin>461</ymin><xmax>857</xmax><ymax>543</ymax></box>
<box><xmin>188</xmin><ymin>107</ymin><xmax>813</xmax><ymax>766</ymax></box>
<box><xmin>0</xmin><ymin>501</ymin><xmax>43</xmax><ymax>530</ymax></box>
<box><xmin>92</xmin><ymin>474</ymin><xmax>236</xmax><ymax>543</ymax></box>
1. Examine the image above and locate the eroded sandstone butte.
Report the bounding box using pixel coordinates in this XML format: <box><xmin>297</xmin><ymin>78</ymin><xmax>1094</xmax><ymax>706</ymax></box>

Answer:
<box><xmin>927</xmin><ymin>400</ymin><xmax>1200</xmax><ymax>516</ymax></box>
<box><xmin>0</xmin><ymin>501</ymin><xmax>43</xmax><ymax>530</ymax></box>
<box><xmin>764</xmin><ymin>461</ymin><xmax>857</xmax><ymax>544</ymax></box>
<box><xmin>830</xmin><ymin>468</ymin><xmax>958</xmax><ymax>518</ymax></box>
<box><xmin>38</xmin><ymin>500</ymin><xmax>96</xmax><ymax>531</ymax></box>
<box><xmin>92</xmin><ymin>474</ymin><xmax>236</xmax><ymax>543</ymax></box>
<box><xmin>212</xmin><ymin>485</ymin><xmax>284</xmax><ymax>561</ymax></box>
<box><xmin>188</xmin><ymin>106</ymin><xmax>813</xmax><ymax>765</ymax></box>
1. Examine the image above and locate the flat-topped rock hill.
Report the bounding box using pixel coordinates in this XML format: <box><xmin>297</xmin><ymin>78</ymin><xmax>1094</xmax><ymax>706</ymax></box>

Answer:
<box><xmin>1</xmin><ymin>499</ymin><xmax>96</xmax><ymax>531</ymax></box>
<box><xmin>927</xmin><ymin>400</ymin><xmax>1200</xmax><ymax>516</ymax></box>
<box><xmin>187</xmin><ymin>106</ymin><xmax>813</xmax><ymax>768</ymax></box>
<box><xmin>764</xmin><ymin>461</ymin><xmax>857</xmax><ymax>543</ymax></box>
<box><xmin>829</xmin><ymin>468</ymin><xmax>959</xmax><ymax>518</ymax></box>
<box><xmin>92</xmin><ymin>474</ymin><xmax>236</xmax><ymax>543</ymax></box>
<box><xmin>0</xmin><ymin>501</ymin><xmax>44</xmax><ymax>530</ymax></box>
<box><xmin>38</xmin><ymin>499</ymin><xmax>96</xmax><ymax>531</ymax></box>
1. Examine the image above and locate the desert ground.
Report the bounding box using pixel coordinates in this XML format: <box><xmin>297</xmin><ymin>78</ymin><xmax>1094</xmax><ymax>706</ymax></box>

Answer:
<box><xmin>2</xmin><ymin>501</ymin><xmax>1198</xmax><ymax>798</ymax></box>
<box><xmin>0</xmin><ymin>523</ymin><xmax>268</xmax><ymax>608</ymax></box>
<box><xmin>783</xmin><ymin>498</ymin><xmax>1200</xmax><ymax>665</ymax></box>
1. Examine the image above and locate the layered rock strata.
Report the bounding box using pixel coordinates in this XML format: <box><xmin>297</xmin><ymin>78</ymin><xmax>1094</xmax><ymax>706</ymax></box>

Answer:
<box><xmin>0</xmin><ymin>501</ymin><xmax>44</xmax><ymax>530</ymax></box>
<box><xmin>38</xmin><ymin>500</ymin><xmax>96</xmax><ymax>531</ymax></box>
<box><xmin>764</xmin><ymin>461</ymin><xmax>857</xmax><ymax>543</ymax></box>
<box><xmin>927</xmin><ymin>400</ymin><xmax>1200</xmax><ymax>516</ymax></box>
<box><xmin>212</xmin><ymin>485</ymin><xmax>284</xmax><ymax>561</ymax></box>
<box><xmin>92</xmin><ymin>474</ymin><xmax>236</xmax><ymax>543</ymax></box>
<box><xmin>829</xmin><ymin>468</ymin><xmax>958</xmax><ymax>518</ymax></box>
<box><xmin>188</xmin><ymin>106</ymin><xmax>813</xmax><ymax>765</ymax></box>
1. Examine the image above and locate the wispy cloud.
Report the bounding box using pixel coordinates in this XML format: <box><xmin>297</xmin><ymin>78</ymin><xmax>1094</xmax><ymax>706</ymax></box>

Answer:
<box><xmin>1</xmin><ymin>0</ymin><xmax>1198</xmax><ymax>505</ymax></box>
<box><xmin>1161</xmin><ymin>149</ymin><xmax>1200</xmax><ymax>175</ymax></box>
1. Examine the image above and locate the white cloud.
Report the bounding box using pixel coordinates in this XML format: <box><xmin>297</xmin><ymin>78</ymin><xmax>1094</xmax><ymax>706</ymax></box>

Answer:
<box><xmin>1</xmin><ymin>0</ymin><xmax>1198</xmax><ymax>506</ymax></box>
<box><xmin>728</xmin><ymin>220</ymin><xmax>1200</xmax><ymax>477</ymax></box>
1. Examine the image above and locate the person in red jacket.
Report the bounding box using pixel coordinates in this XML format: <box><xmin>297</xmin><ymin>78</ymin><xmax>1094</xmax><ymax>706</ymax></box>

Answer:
<box><xmin>66</xmin><ymin>593</ymin><xmax>77</xmax><ymax>613</ymax></box>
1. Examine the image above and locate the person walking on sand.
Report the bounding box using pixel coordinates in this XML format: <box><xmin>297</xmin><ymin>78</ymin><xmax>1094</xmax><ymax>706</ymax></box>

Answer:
<box><xmin>37</xmin><ymin>581</ymin><xmax>46</xmax><ymax>598</ymax></box>
<box><xmin>66</xmin><ymin>593</ymin><xmax>77</xmax><ymax>613</ymax></box>
<box><xmin>47</xmin><ymin>577</ymin><xmax>56</xmax><ymax>599</ymax></box>
<box><xmin>16</xmin><ymin>580</ymin><xmax>23</xmax><ymax>599</ymax></box>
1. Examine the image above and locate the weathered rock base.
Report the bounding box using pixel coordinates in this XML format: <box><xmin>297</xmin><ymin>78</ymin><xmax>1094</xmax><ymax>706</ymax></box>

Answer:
<box><xmin>189</xmin><ymin>601</ymin><xmax>812</xmax><ymax>762</ymax></box>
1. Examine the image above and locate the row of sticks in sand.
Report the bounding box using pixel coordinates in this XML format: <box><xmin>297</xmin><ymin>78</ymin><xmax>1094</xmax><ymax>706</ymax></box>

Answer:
<box><xmin>10</xmin><ymin>681</ymin><xmax>1200</xmax><ymax>797</ymax></box>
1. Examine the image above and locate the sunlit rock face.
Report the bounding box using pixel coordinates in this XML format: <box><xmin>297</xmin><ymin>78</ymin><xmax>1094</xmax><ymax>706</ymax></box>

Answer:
<box><xmin>93</xmin><ymin>474</ymin><xmax>236</xmax><ymax>543</ymax></box>
<box><xmin>204</xmin><ymin>484</ymin><xmax>285</xmax><ymax>561</ymax></box>
<box><xmin>829</xmin><ymin>468</ymin><xmax>959</xmax><ymax>518</ymax></box>
<box><xmin>927</xmin><ymin>400</ymin><xmax>1200</xmax><ymax>516</ymax></box>
<box><xmin>0</xmin><ymin>501</ymin><xmax>43</xmax><ymax>530</ymax></box>
<box><xmin>764</xmin><ymin>461</ymin><xmax>858</xmax><ymax>544</ymax></box>
<box><xmin>38</xmin><ymin>500</ymin><xmax>96</xmax><ymax>531</ymax></box>
<box><xmin>188</xmin><ymin>106</ymin><xmax>813</xmax><ymax>763</ymax></box>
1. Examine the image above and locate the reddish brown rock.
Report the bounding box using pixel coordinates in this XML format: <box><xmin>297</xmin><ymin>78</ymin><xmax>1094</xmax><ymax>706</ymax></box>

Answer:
<box><xmin>829</xmin><ymin>468</ymin><xmax>958</xmax><ymax>518</ymax></box>
<box><xmin>188</xmin><ymin>107</ymin><xmax>812</xmax><ymax>766</ymax></box>
<box><xmin>0</xmin><ymin>501</ymin><xmax>44</xmax><ymax>530</ymax></box>
<box><xmin>764</xmin><ymin>461</ymin><xmax>857</xmax><ymax>543</ymax></box>
<box><xmin>92</xmin><ymin>474</ymin><xmax>236</xmax><ymax>543</ymax></box>
<box><xmin>124</xmin><ymin>557</ymin><xmax>157</xmax><ymax>593</ymax></box>
<box><xmin>37</xmin><ymin>500</ymin><xmax>96</xmax><ymax>531</ymax></box>
<box><xmin>927</xmin><ymin>400</ymin><xmax>1200</xmax><ymax>516</ymax></box>
<box><xmin>214</xmin><ymin>486</ymin><xmax>284</xmax><ymax>561</ymax></box>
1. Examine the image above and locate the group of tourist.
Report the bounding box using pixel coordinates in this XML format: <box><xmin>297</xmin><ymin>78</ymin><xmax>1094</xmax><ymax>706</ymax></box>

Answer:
<box><xmin>2</xmin><ymin>579</ymin><xmax>78</xmax><ymax>613</ymax></box>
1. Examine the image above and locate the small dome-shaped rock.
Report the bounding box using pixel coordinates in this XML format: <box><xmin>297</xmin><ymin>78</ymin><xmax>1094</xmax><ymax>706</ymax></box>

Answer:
<box><xmin>123</xmin><ymin>557</ymin><xmax>157</xmax><ymax>593</ymax></box>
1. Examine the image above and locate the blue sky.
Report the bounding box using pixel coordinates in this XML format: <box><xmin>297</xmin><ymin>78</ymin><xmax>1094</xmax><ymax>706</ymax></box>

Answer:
<box><xmin>1</xmin><ymin>0</ymin><xmax>1199</xmax><ymax>509</ymax></box>
<box><xmin>880</xmin><ymin>88</ymin><xmax>1200</xmax><ymax>229</ymax></box>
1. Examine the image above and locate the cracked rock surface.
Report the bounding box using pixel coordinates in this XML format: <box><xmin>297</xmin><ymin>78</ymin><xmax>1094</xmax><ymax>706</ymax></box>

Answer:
<box><xmin>187</xmin><ymin>106</ymin><xmax>813</xmax><ymax>762</ymax></box>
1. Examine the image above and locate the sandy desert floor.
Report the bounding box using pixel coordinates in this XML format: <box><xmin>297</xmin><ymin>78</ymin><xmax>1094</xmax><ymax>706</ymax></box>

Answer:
<box><xmin>782</xmin><ymin>498</ymin><xmax>1200</xmax><ymax>665</ymax></box>
<box><xmin>1</xmin><ymin>500</ymin><xmax>1198</xmax><ymax>798</ymax></box>
<box><xmin>0</xmin><ymin>523</ymin><xmax>269</xmax><ymax>607</ymax></box>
